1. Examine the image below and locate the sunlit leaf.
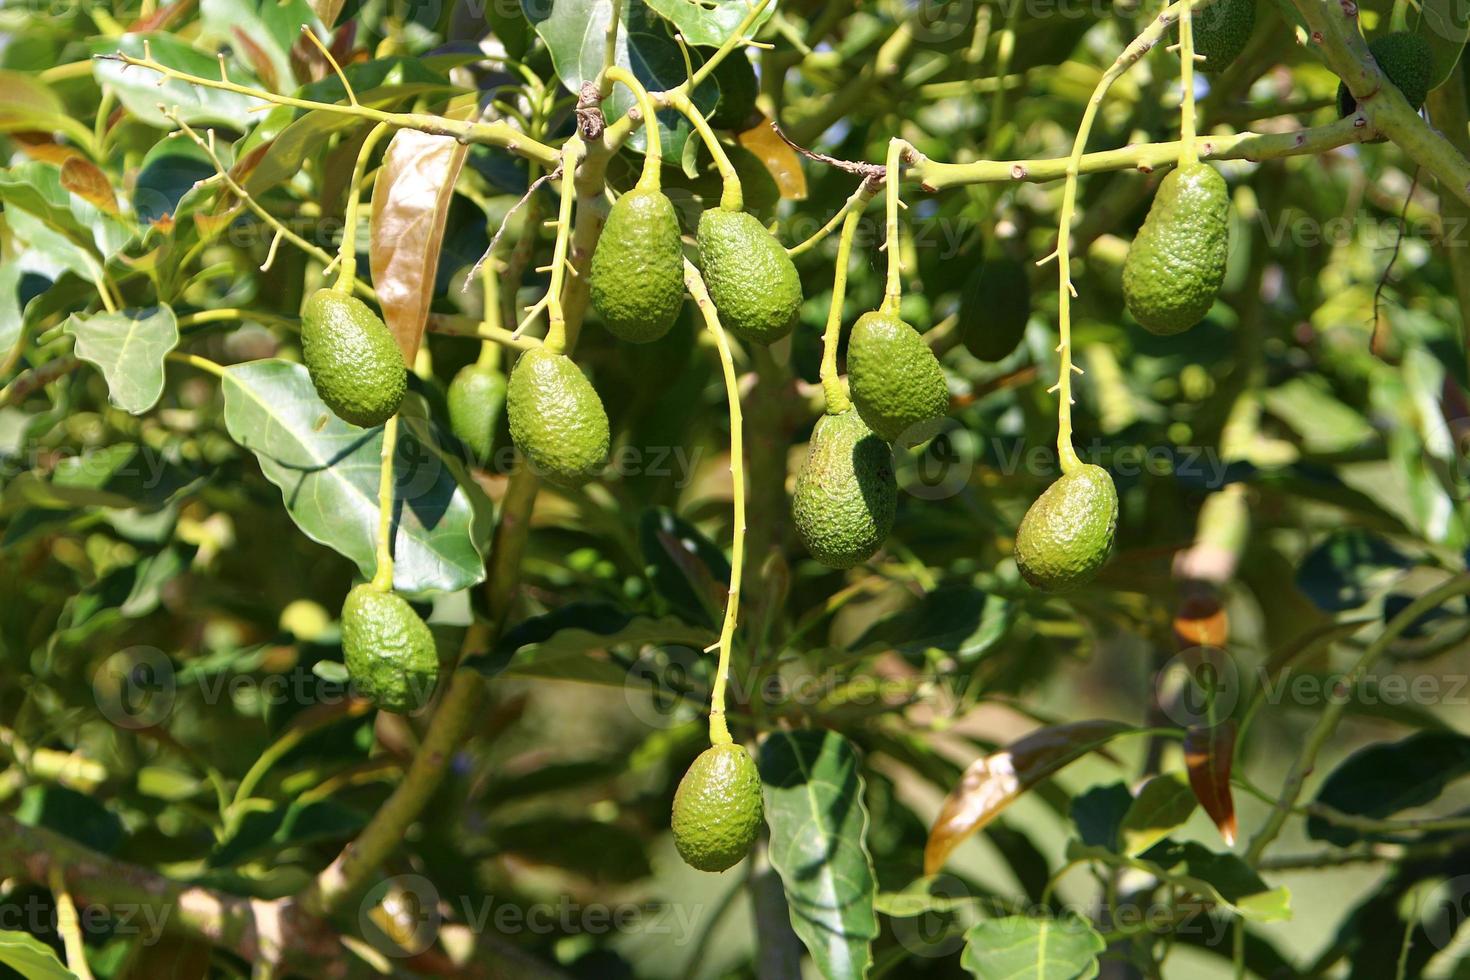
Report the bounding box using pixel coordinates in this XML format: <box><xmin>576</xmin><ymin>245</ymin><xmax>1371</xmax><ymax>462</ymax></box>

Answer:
<box><xmin>1119</xmin><ymin>771</ymin><xmax>1197</xmax><ymax>857</ymax></box>
<box><xmin>736</xmin><ymin>119</ymin><xmax>807</xmax><ymax>200</ymax></box>
<box><xmin>62</xmin><ymin>306</ymin><xmax>179</xmax><ymax>414</ymax></box>
<box><xmin>92</xmin><ymin>34</ymin><xmax>267</xmax><ymax>129</ymax></box>
<box><xmin>1184</xmin><ymin>722</ymin><xmax>1238</xmax><ymax>846</ymax></box>
<box><xmin>961</xmin><ymin>913</ymin><xmax>1104</xmax><ymax>980</ymax></box>
<box><xmin>0</xmin><ymin>929</ymin><xmax>76</xmax><ymax>980</ymax></box>
<box><xmin>58</xmin><ymin>157</ymin><xmax>119</xmax><ymax>215</ymax></box>
<box><xmin>641</xmin><ymin>0</ymin><xmax>775</xmax><ymax>47</ymax></box>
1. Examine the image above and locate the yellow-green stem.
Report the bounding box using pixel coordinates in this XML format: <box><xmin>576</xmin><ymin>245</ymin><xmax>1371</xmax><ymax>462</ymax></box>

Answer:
<box><xmin>668</xmin><ymin>90</ymin><xmax>742</xmax><ymax>211</ymax></box>
<box><xmin>334</xmin><ymin>121</ymin><xmax>392</xmax><ymax>293</ymax></box>
<box><xmin>598</xmin><ymin>0</ymin><xmax>625</xmax><ymax>96</ymax></box>
<box><xmin>789</xmin><ymin>180</ymin><xmax>877</xmax><ymax>257</ymax></box>
<box><xmin>881</xmin><ymin>139</ymin><xmax>907</xmax><ymax>314</ymax></box>
<box><xmin>542</xmin><ymin>138</ymin><xmax>585</xmax><ymax>353</ymax></box>
<box><xmin>604</xmin><ymin>66</ymin><xmax>663</xmax><ymax>190</ymax></box>
<box><xmin>1178</xmin><ymin>3</ymin><xmax>1199</xmax><ymax>167</ymax></box>
<box><xmin>821</xmin><ymin>205</ymin><xmax>867</xmax><ymax>415</ymax></box>
<box><xmin>684</xmin><ymin>259</ymin><xmax>744</xmax><ymax>746</ymax></box>
<box><xmin>49</xmin><ymin>867</ymin><xmax>95</xmax><ymax>980</ymax></box>
<box><xmin>165</xmin><ymin>351</ymin><xmax>228</xmax><ymax>379</ymax></box>
<box><xmin>369</xmin><ymin>414</ymin><xmax>400</xmax><ymax>591</ymax></box>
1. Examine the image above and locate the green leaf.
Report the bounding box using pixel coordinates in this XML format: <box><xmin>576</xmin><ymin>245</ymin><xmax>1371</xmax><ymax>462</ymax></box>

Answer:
<box><xmin>639</xmin><ymin>507</ymin><xmax>730</xmax><ymax>627</ymax></box>
<box><xmin>853</xmin><ymin>583</ymin><xmax>1014</xmax><ymax>663</ymax></box>
<box><xmin>641</xmin><ymin>0</ymin><xmax>775</xmax><ymax>47</ymax></box>
<box><xmin>92</xmin><ymin>34</ymin><xmax>267</xmax><ymax>129</ymax></box>
<box><xmin>760</xmin><ymin>730</ymin><xmax>879</xmax><ymax>980</ymax></box>
<box><xmin>961</xmin><ymin>913</ymin><xmax>1105</xmax><ymax>980</ymax></box>
<box><xmin>219</xmin><ymin>360</ymin><xmax>486</xmax><ymax>595</ymax></box>
<box><xmin>1294</xmin><ymin>528</ymin><xmax>1410</xmax><ymax>612</ymax></box>
<box><xmin>1415</xmin><ymin>0</ymin><xmax>1470</xmax><ymax>89</ymax></box>
<box><xmin>63</xmin><ymin>306</ymin><xmax>179</xmax><ymax>414</ymax></box>
<box><xmin>1070</xmin><ymin>782</ymin><xmax>1132</xmax><ymax>851</ymax></box>
<box><xmin>1119</xmin><ymin>772</ymin><xmax>1197</xmax><ymax>857</ymax></box>
<box><xmin>0</xmin><ymin>161</ymin><xmax>131</xmax><ymax>257</ymax></box>
<box><xmin>134</xmin><ymin>137</ymin><xmax>221</xmax><ymax>225</ymax></box>
<box><xmin>0</xmin><ymin>261</ymin><xmax>23</xmax><ymax>357</ymax></box>
<box><xmin>200</xmin><ymin>0</ymin><xmax>317</xmax><ymax>95</ymax></box>
<box><xmin>0</xmin><ymin>930</ymin><xmax>77</xmax><ymax>980</ymax></box>
<box><xmin>15</xmin><ymin>784</ymin><xmax>125</xmax><ymax>854</ymax></box>
<box><xmin>1307</xmin><ymin>731</ymin><xmax>1470</xmax><ymax>846</ymax></box>
<box><xmin>1142</xmin><ymin>841</ymin><xmax>1293</xmax><ymax>922</ymax></box>
<box><xmin>1262</xmin><ymin>376</ymin><xmax>1378</xmax><ymax>455</ymax></box>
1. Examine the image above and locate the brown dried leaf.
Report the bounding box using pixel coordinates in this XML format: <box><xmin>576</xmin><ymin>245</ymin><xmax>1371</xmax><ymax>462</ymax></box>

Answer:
<box><xmin>737</xmin><ymin>119</ymin><xmax>807</xmax><ymax>200</ymax></box>
<box><xmin>10</xmin><ymin>133</ymin><xmax>81</xmax><ymax>165</ymax></box>
<box><xmin>60</xmin><ymin>157</ymin><xmax>119</xmax><ymax>215</ymax></box>
<box><xmin>311</xmin><ymin>0</ymin><xmax>348</xmax><ymax>28</ymax></box>
<box><xmin>369</xmin><ymin>129</ymin><xmax>468</xmax><ymax>365</ymax></box>
<box><xmin>1183</xmin><ymin>721</ymin><xmax>1238</xmax><ymax>847</ymax></box>
<box><xmin>1174</xmin><ymin>590</ymin><xmax>1228</xmax><ymax>648</ymax></box>
<box><xmin>924</xmin><ymin>720</ymin><xmax>1133</xmax><ymax>875</ymax></box>
<box><xmin>231</xmin><ymin>27</ymin><xmax>280</xmax><ymax>93</ymax></box>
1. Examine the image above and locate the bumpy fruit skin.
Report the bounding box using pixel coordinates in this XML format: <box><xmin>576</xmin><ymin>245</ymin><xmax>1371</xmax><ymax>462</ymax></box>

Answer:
<box><xmin>506</xmin><ymin>349</ymin><xmax>610</xmax><ymax>487</ymax></box>
<box><xmin>846</xmin><ymin>311</ymin><xmax>950</xmax><ymax>444</ymax></box>
<box><xmin>696</xmin><ymin>208</ymin><xmax>802</xmax><ymax>345</ymax></box>
<box><xmin>959</xmin><ymin>257</ymin><xmax>1031</xmax><ymax>362</ymax></box>
<box><xmin>300</xmin><ymin>288</ymin><xmax>406</xmax><ymax>427</ymax></box>
<box><xmin>589</xmin><ymin>188</ymin><xmax>685</xmax><ymax>343</ymax></box>
<box><xmin>1337</xmin><ymin>31</ymin><xmax>1433</xmax><ymax>116</ymax></box>
<box><xmin>706</xmin><ymin>52</ymin><xmax>758</xmax><ymax>130</ymax></box>
<box><xmin>447</xmin><ymin>363</ymin><xmax>507</xmax><ymax>463</ymax></box>
<box><xmin>1174</xmin><ymin>0</ymin><xmax>1256</xmax><ymax>72</ymax></box>
<box><xmin>671</xmin><ymin>743</ymin><xmax>764</xmax><ymax>872</ymax></box>
<box><xmin>341</xmin><ymin>585</ymin><xmax>439</xmax><ymax>713</ymax></box>
<box><xmin>1015</xmin><ymin>464</ymin><xmax>1118</xmax><ymax>593</ymax></box>
<box><xmin>1122</xmin><ymin>163</ymin><xmax>1229</xmax><ymax>335</ymax></box>
<box><xmin>792</xmin><ymin>409</ymin><xmax>897</xmax><ymax>568</ymax></box>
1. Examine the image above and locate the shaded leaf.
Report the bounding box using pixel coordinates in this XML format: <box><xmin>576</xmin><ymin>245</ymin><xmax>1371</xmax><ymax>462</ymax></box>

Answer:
<box><xmin>760</xmin><ymin>730</ymin><xmax>879</xmax><ymax>980</ymax></box>
<box><xmin>1119</xmin><ymin>772</ymin><xmax>1197</xmax><ymax>857</ymax></box>
<box><xmin>1184</xmin><ymin>722</ymin><xmax>1238</xmax><ymax>846</ymax></box>
<box><xmin>639</xmin><ymin>507</ymin><xmax>730</xmax><ymax>627</ymax></box>
<box><xmin>854</xmin><ymin>583</ymin><xmax>1014</xmax><ymax>664</ymax></box>
<box><xmin>369</xmin><ymin>128</ymin><xmax>468</xmax><ymax>364</ymax></box>
<box><xmin>1141</xmin><ymin>841</ymin><xmax>1292</xmax><ymax>922</ymax></box>
<box><xmin>15</xmin><ymin>784</ymin><xmax>124</xmax><ymax>854</ymax></box>
<box><xmin>1308</xmin><ymin>731</ymin><xmax>1470</xmax><ymax>846</ymax></box>
<box><xmin>925</xmin><ymin>721</ymin><xmax>1135</xmax><ymax>875</ymax></box>
<box><xmin>962</xmin><ymin>913</ymin><xmax>1104</xmax><ymax>980</ymax></box>
<box><xmin>1069</xmin><ymin>782</ymin><xmax>1132</xmax><ymax>851</ymax></box>
<box><xmin>62</xmin><ymin>305</ymin><xmax>179</xmax><ymax>414</ymax></box>
<box><xmin>1295</xmin><ymin>528</ymin><xmax>1410</xmax><ymax>612</ymax></box>
<box><xmin>1416</xmin><ymin>0</ymin><xmax>1470</xmax><ymax>89</ymax></box>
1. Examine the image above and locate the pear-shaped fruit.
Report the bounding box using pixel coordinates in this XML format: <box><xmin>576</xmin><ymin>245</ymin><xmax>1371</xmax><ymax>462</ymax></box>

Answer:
<box><xmin>959</xmin><ymin>256</ymin><xmax>1031</xmax><ymax>362</ymax></box>
<box><xmin>447</xmin><ymin>363</ymin><xmax>507</xmax><ymax>463</ymax></box>
<box><xmin>506</xmin><ymin>348</ymin><xmax>610</xmax><ymax>487</ymax></box>
<box><xmin>672</xmin><ymin>743</ymin><xmax>763</xmax><ymax>872</ymax></box>
<box><xmin>696</xmin><ymin>208</ymin><xmax>802</xmax><ymax>345</ymax></box>
<box><xmin>590</xmin><ymin>187</ymin><xmax>685</xmax><ymax>343</ymax></box>
<box><xmin>793</xmin><ymin>409</ymin><xmax>897</xmax><ymax>568</ymax></box>
<box><xmin>1015</xmin><ymin>464</ymin><xmax>1118</xmax><ymax>592</ymax></box>
<box><xmin>1175</xmin><ymin>0</ymin><xmax>1256</xmax><ymax>72</ymax></box>
<box><xmin>300</xmin><ymin>288</ymin><xmax>406</xmax><ymax>427</ymax></box>
<box><xmin>1337</xmin><ymin>31</ymin><xmax>1433</xmax><ymax>116</ymax></box>
<box><xmin>846</xmin><ymin>311</ymin><xmax>950</xmax><ymax>444</ymax></box>
<box><xmin>1122</xmin><ymin>163</ymin><xmax>1229</xmax><ymax>335</ymax></box>
<box><xmin>341</xmin><ymin>584</ymin><xmax>439</xmax><ymax>713</ymax></box>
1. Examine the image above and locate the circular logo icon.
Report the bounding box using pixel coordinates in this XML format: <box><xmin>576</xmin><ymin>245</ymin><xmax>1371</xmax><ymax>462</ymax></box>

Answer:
<box><xmin>891</xmin><ymin>874</ymin><xmax>972</xmax><ymax>958</ymax></box>
<box><xmin>358</xmin><ymin>873</ymin><xmax>440</xmax><ymax>957</ymax></box>
<box><xmin>1154</xmin><ymin>646</ymin><xmax>1241</xmax><ymax>728</ymax></box>
<box><xmin>623</xmin><ymin>645</ymin><xmax>703</xmax><ymax>729</ymax></box>
<box><xmin>894</xmin><ymin>416</ymin><xmax>976</xmax><ymax>501</ymax></box>
<box><xmin>93</xmin><ymin>646</ymin><xmax>175</xmax><ymax>729</ymax></box>
<box><xmin>908</xmin><ymin>0</ymin><xmax>975</xmax><ymax>43</ymax></box>
<box><xmin>1422</xmin><ymin>875</ymin><xmax>1470</xmax><ymax>951</ymax></box>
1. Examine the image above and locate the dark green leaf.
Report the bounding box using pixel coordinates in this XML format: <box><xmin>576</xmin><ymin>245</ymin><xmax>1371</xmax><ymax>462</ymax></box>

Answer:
<box><xmin>1308</xmin><ymin>731</ymin><xmax>1470</xmax><ymax>846</ymax></box>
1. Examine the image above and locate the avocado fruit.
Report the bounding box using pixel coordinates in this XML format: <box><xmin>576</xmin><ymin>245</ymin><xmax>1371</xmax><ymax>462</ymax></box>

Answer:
<box><xmin>300</xmin><ymin>288</ymin><xmax>406</xmax><ymax>427</ymax></box>
<box><xmin>696</xmin><ymin>208</ymin><xmax>802</xmax><ymax>345</ymax></box>
<box><xmin>1014</xmin><ymin>464</ymin><xmax>1118</xmax><ymax>592</ymax></box>
<box><xmin>671</xmin><ymin>742</ymin><xmax>764</xmax><ymax>872</ymax></box>
<box><xmin>1337</xmin><ymin>31</ymin><xmax>1433</xmax><ymax>116</ymax></box>
<box><xmin>590</xmin><ymin>187</ymin><xmax>686</xmax><ymax>344</ymax></box>
<box><xmin>506</xmin><ymin>348</ymin><xmax>610</xmax><ymax>487</ymax></box>
<box><xmin>1122</xmin><ymin>162</ymin><xmax>1229</xmax><ymax>335</ymax></box>
<box><xmin>341</xmin><ymin>584</ymin><xmax>439</xmax><ymax>713</ymax></box>
<box><xmin>447</xmin><ymin>363</ymin><xmax>507</xmax><ymax>463</ymax></box>
<box><xmin>792</xmin><ymin>409</ymin><xmax>897</xmax><ymax>568</ymax></box>
<box><xmin>959</xmin><ymin>255</ymin><xmax>1031</xmax><ymax>362</ymax></box>
<box><xmin>1174</xmin><ymin>0</ymin><xmax>1256</xmax><ymax>72</ymax></box>
<box><xmin>846</xmin><ymin>311</ymin><xmax>950</xmax><ymax>444</ymax></box>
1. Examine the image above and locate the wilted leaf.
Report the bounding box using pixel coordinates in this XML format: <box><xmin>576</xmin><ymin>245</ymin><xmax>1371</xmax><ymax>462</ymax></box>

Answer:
<box><xmin>736</xmin><ymin>120</ymin><xmax>807</xmax><ymax>200</ymax></box>
<box><xmin>925</xmin><ymin>720</ymin><xmax>1135</xmax><ymax>875</ymax></box>
<box><xmin>1119</xmin><ymin>772</ymin><xmax>1197</xmax><ymax>857</ymax></box>
<box><xmin>63</xmin><ymin>306</ymin><xmax>179</xmax><ymax>414</ymax></box>
<box><xmin>58</xmin><ymin>157</ymin><xmax>118</xmax><ymax>215</ymax></box>
<box><xmin>961</xmin><ymin>913</ymin><xmax>1105</xmax><ymax>980</ymax></box>
<box><xmin>1184</xmin><ymin>722</ymin><xmax>1238</xmax><ymax>846</ymax></box>
<box><xmin>761</xmin><ymin>730</ymin><xmax>879</xmax><ymax>980</ymax></box>
<box><xmin>369</xmin><ymin>128</ymin><xmax>468</xmax><ymax>364</ymax></box>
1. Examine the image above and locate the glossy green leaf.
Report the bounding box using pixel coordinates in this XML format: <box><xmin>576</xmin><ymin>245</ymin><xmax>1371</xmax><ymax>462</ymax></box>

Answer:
<box><xmin>63</xmin><ymin>306</ymin><xmax>179</xmax><ymax>414</ymax></box>
<box><xmin>854</xmin><ymin>583</ymin><xmax>1014</xmax><ymax>663</ymax></box>
<box><xmin>1119</xmin><ymin>771</ymin><xmax>1197</xmax><ymax>856</ymax></box>
<box><xmin>641</xmin><ymin>0</ymin><xmax>774</xmax><ymax>47</ymax></box>
<box><xmin>961</xmin><ymin>913</ymin><xmax>1104</xmax><ymax>980</ymax></box>
<box><xmin>92</xmin><ymin>34</ymin><xmax>268</xmax><ymax>129</ymax></box>
<box><xmin>760</xmin><ymin>730</ymin><xmax>879</xmax><ymax>980</ymax></box>
<box><xmin>219</xmin><ymin>360</ymin><xmax>487</xmax><ymax>595</ymax></box>
<box><xmin>0</xmin><ymin>930</ymin><xmax>77</xmax><ymax>980</ymax></box>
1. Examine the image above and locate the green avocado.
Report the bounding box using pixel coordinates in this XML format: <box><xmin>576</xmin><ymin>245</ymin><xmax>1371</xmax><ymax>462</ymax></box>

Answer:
<box><xmin>1014</xmin><ymin>464</ymin><xmax>1118</xmax><ymax>593</ymax></box>
<box><xmin>704</xmin><ymin>51</ymin><xmax>759</xmax><ymax>130</ymax></box>
<box><xmin>672</xmin><ymin>743</ymin><xmax>764</xmax><ymax>872</ymax></box>
<box><xmin>792</xmin><ymin>408</ymin><xmax>897</xmax><ymax>568</ymax></box>
<box><xmin>959</xmin><ymin>255</ymin><xmax>1031</xmax><ymax>362</ymax></box>
<box><xmin>590</xmin><ymin>187</ymin><xmax>686</xmax><ymax>344</ymax></box>
<box><xmin>341</xmin><ymin>584</ymin><xmax>439</xmax><ymax>713</ymax></box>
<box><xmin>300</xmin><ymin>288</ymin><xmax>406</xmax><ymax>427</ymax></box>
<box><xmin>1122</xmin><ymin>162</ymin><xmax>1229</xmax><ymax>335</ymax></box>
<box><xmin>506</xmin><ymin>348</ymin><xmax>610</xmax><ymax>487</ymax></box>
<box><xmin>447</xmin><ymin>363</ymin><xmax>507</xmax><ymax>463</ymax></box>
<box><xmin>696</xmin><ymin>208</ymin><xmax>802</xmax><ymax>345</ymax></box>
<box><xmin>1337</xmin><ymin>31</ymin><xmax>1433</xmax><ymax>116</ymax></box>
<box><xmin>846</xmin><ymin>311</ymin><xmax>950</xmax><ymax>444</ymax></box>
<box><xmin>1174</xmin><ymin>0</ymin><xmax>1256</xmax><ymax>72</ymax></box>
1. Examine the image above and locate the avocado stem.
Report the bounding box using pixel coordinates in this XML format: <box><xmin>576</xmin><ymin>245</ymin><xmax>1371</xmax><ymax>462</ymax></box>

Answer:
<box><xmin>604</xmin><ymin>66</ymin><xmax>663</xmax><ymax>191</ymax></box>
<box><xmin>820</xmin><ymin>205</ymin><xmax>868</xmax><ymax>416</ymax></box>
<box><xmin>1177</xmin><ymin>2</ymin><xmax>1200</xmax><ymax>168</ymax></box>
<box><xmin>369</xmin><ymin>414</ymin><xmax>400</xmax><ymax>592</ymax></box>
<box><xmin>334</xmin><ymin>121</ymin><xmax>392</xmax><ymax>295</ymax></box>
<box><xmin>788</xmin><ymin>178</ymin><xmax>878</xmax><ymax>257</ymax></box>
<box><xmin>668</xmin><ymin>90</ymin><xmax>743</xmax><ymax>212</ymax></box>
<box><xmin>881</xmin><ymin>138</ymin><xmax>909</xmax><ymax>313</ymax></box>
<box><xmin>542</xmin><ymin>138</ymin><xmax>586</xmax><ymax>354</ymax></box>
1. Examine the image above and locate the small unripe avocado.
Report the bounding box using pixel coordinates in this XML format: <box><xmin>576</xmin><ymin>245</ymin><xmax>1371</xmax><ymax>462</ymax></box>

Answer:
<box><xmin>1337</xmin><ymin>31</ymin><xmax>1433</xmax><ymax>116</ymax></box>
<box><xmin>846</xmin><ymin>311</ymin><xmax>950</xmax><ymax>445</ymax></box>
<box><xmin>300</xmin><ymin>288</ymin><xmax>406</xmax><ymax>427</ymax></box>
<box><xmin>506</xmin><ymin>348</ymin><xmax>610</xmax><ymax>487</ymax></box>
<box><xmin>696</xmin><ymin>208</ymin><xmax>802</xmax><ymax>345</ymax></box>
<box><xmin>1173</xmin><ymin>0</ymin><xmax>1256</xmax><ymax>72</ymax></box>
<box><xmin>704</xmin><ymin>51</ymin><xmax>759</xmax><ymax>130</ymax></box>
<box><xmin>959</xmin><ymin>256</ymin><xmax>1031</xmax><ymax>362</ymax></box>
<box><xmin>447</xmin><ymin>363</ymin><xmax>507</xmax><ymax>463</ymax></box>
<box><xmin>792</xmin><ymin>409</ymin><xmax>897</xmax><ymax>568</ymax></box>
<box><xmin>1122</xmin><ymin>163</ymin><xmax>1229</xmax><ymax>335</ymax></box>
<box><xmin>590</xmin><ymin>187</ymin><xmax>685</xmax><ymax>343</ymax></box>
<box><xmin>1015</xmin><ymin>464</ymin><xmax>1118</xmax><ymax>593</ymax></box>
<box><xmin>671</xmin><ymin>743</ymin><xmax>764</xmax><ymax>872</ymax></box>
<box><xmin>341</xmin><ymin>584</ymin><xmax>439</xmax><ymax>713</ymax></box>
